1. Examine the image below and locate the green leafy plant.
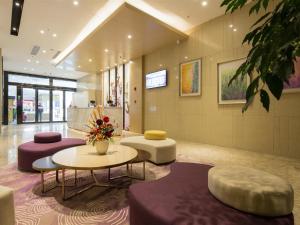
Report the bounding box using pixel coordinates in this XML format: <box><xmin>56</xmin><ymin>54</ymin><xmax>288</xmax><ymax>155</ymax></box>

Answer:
<box><xmin>221</xmin><ymin>0</ymin><xmax>300</xmax><ymax>112</ymax></box>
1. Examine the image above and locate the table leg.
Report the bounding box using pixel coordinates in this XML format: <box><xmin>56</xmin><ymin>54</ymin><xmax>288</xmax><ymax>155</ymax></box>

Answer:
<box><xmin>75</xmin><ymin>169</ymin><xmax>77</xmax><ymax>186</ymax></box>
<box><xmin>41</xmin><ymin>171</ymin><xmax>45</xmax><ymax>193</ymax></box>
<box><xmin>56</xmin><ymin>170</ymin><xmax>59</xmax><ymax>183</ymax></box>
<box><xmin>108</xmin><ymin>168</ymin><xmax>111</xmax><ymax>181</ymax></box>
<box><xmin>143</xmin><ymin>161</ymin><xmax>146</xmax><ymax>180</ymax></box>
<box><xmin>62</xmin><ymin>169</ymin><xmax>66</xmax><ymax>200</ymax></box>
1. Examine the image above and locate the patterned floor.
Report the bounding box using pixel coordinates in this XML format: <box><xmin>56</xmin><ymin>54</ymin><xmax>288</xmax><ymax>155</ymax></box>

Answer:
<box><xmin>0</xmin><ymin>162</ymin><xmax>170</xmax><ymax>225</ymax></box>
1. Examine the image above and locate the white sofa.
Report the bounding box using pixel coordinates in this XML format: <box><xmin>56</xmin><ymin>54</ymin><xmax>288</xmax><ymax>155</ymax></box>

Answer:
<box><xmin>0</xmin><ymin>185</ymin><xmax>15</xmax><ymax>225</ymax></box>
<box><xmin>120</xmin><ymin>136</ymin><xmax>176</xmax><ymax>164</ymax></box>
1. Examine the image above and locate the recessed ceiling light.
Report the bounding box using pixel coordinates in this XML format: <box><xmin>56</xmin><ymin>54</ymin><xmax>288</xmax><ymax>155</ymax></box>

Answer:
<box><xmin>73</xmin><ymin>1</ymin><xmax>79</xmax><ymax>6</ymax></box>
<box><xmin>27</xmin><ymin>59</ymin><xmax>31</xmax><ymax>62</ymax></box>
<box><xmin>52</xmin><ymin>33</ymin><xmax>57</xmax><ymax>37</ymax></box>
<box><xmin>114</xmin><ymin>63</ymin><xmax>117</xmax><ymax>66</ymax></box>
<box><xmin>36</xmin><ymin>60</ymin><xmax>39</xmax><ymax>64</ymax></box>
<box><xmin>40</xmin><ymin>30</ymin><xmax>45</xmax><ymax>34</ymax></box>
<box><xmin>129</xmin><ymin>61</ymin><xmax>133</xmax><ymax>64</ymax></box>
<box><xmin>127</xmin><ymin>34</ymin><xmax>132</xmax><ymax>39</ymax></box>
<box><xmin>159</xmin><ymin>64</ymin><xmax>162</xmax><ymax>67</ymax></box>
<box><xmin>15</xmin><ymin>2</ymin><xmax>20</xmax><ymax>7</ymax></box>
<box><xmin>184</xmin><ymin>56</ymin><xmax>188</xmax><ymax>59</ymax></box>
<box><xmin>100</xmin><ymin>69</ymin><xmax>103</xmax><ymax>72</ymax></box>
<box><xmin>89</xmin><ymin>58</ymin><xmax>92</xmax><ymax>62</ymax></box>
<box><xmin>123</xmin><ymin>59</ymin><xmax>127</xmax><ymax>62</ymax></box>
<box><xmin>201</xmin><ymin>1</ymin><xmax>208</xmax><ymax>6</ymax></box>
<box><xmin>233</xmin><ymin>28</ymin><xmax>237</xmax><ymax>32</ymax></box>
<box><xmin>78</xmin><ymin>65</ymin><xmax>81</xmax><ymax>68</ymax></box>
<box><xmin>12</xmin><ymin>27</ymin><xmax>17</xmax><ymax>31</ymax></box>
<box><xmin>104</xmin><ymin>49</ymin><xmax>109</xmax><ymax>53</ymax></box>
<box><xmin>229</xmin><ymin>24</ymin><xmax>234</xmax><ymax>28</ymax></box>
<box><xmin>42</xmin><ymin>50</ymin><xmax>46</xmax><ymax>54</ymax></box>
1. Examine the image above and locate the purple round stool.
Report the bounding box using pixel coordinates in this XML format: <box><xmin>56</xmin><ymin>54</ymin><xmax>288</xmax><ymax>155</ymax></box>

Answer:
<box><xmin>18</xmin><ymin>132</ymin><xmax>86</xmax><ymax>172</ymax></box>
<box><xmin>34</xmin><ymin>132</ymin><xmax>62</xmax><ymax>143</ymax></box>
<box><xmin>129</xmin><ymin>162</ymin><xmax>294</xmax><ymax>225</ymax></box>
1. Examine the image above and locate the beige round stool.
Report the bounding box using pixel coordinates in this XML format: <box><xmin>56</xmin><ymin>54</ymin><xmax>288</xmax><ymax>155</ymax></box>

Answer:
<box><xmin>208</xmin><ymin>166</ymin><xmax>294</xmax><ymax>217</ymax></box>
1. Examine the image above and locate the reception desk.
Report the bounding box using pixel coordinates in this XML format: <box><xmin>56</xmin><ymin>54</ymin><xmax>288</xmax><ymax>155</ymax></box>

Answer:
<box><xmin>67</xmin><ymin>107</ymin><xmax>123</xmax><ymax>135</ymax></box>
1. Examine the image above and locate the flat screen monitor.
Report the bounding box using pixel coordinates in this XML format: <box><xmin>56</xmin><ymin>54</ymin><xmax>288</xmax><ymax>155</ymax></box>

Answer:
<box><xmin>145</xmin><ymin>69</ymin><xmax>167</xmax><ymax>89</ymax></box>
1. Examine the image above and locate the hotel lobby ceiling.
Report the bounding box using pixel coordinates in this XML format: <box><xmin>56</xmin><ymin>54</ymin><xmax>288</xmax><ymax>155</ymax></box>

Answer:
<box><xmin>57</xmin><ymin>3</ymin><xmax>189</xmax><ymax>73</ymax></box>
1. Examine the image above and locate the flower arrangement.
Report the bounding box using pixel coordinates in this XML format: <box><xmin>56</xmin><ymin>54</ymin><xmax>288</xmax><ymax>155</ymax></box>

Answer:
<box><xmin>86</xmin><ymin>107</ymin><xmax>114</xmax><ymax>146</ymax></box>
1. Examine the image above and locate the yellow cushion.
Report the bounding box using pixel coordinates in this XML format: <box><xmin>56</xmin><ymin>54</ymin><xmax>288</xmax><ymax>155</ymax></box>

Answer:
<box><xmin>144</xmin><ymin>130</ymin><xmax>167</xmax><ymax>140</ymax></box>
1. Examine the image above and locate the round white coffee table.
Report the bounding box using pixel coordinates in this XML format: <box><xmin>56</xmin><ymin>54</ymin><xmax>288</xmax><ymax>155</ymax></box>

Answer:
<box><xmin>52</xmin><ymin>144</ymin><xmax>137</xmax><ymax>200</ymax></box>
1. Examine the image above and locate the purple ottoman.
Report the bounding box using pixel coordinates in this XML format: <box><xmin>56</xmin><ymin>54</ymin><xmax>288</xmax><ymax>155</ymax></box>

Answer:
<box><xmin>129</xmin><ymin>162</ymin><xmax>294</xmax><ymax>225</ymax></box>
<box><xmin>18</xmin><ymin>132</ymin><xmax>86</xmax><ymax>172</ymax></box>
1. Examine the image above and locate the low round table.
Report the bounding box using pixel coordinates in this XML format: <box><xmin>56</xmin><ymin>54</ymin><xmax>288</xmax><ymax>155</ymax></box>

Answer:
<box><xmin>52</xmin><ymin>144</ymin><xmax>137</xmax><ymax>200</ymax></box>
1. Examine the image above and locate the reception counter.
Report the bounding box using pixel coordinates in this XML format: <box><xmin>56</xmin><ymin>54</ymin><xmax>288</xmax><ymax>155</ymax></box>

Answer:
<box><xmin>67</xmin><ymin>107</ymin><xmax>123</xmax><ymax>135</ymax></box>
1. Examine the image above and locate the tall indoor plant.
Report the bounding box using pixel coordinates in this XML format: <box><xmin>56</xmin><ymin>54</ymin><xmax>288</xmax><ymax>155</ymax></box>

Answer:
<box><xmin>221</xmin><ymin>0</ymin><xmax>300</xmax><ymax>112</ymax></box>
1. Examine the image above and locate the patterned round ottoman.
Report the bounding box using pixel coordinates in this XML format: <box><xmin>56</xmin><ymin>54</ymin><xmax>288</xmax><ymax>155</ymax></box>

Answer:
<box><xmin>208</xmin><ymin>166</ymin><xmax>294</xmax><ymax>217</ymax></box>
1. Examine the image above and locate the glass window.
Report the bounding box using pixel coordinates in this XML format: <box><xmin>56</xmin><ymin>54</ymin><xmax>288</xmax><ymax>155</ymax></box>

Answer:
<box><xmin>8</xmin><ymin>85</ymin><xmax>17</xmax><ymax>124</ymax></box>
<box><xmin>53</xmin><ymin>79</ymin><xmax>77</xmax><ymax>88</ymax></box>
<box><xmin>52</xmin><ymin>90</ymin><xmax>64</xmax><ymax>121</ymax></box>
<box><xmin>109</xmin><ymin>68</ymin><xmax>116</xmax><ymax>106</ymax></box>
<box><xmin>9</xmin><ymin>74</ymin><xmax>49</xmax><ymax>85</ymax></box>
<box><xmin>116</xmin><ymin>65</ymin><xmax>123</xmax><ymax>107</ymax></box>
<box><xmin>65</xmin><ymin>91</ymin><xmax>74</xmax><ymax>121</ymax></box>
<box><xmin>103</xmin><ymin>70</ymin><xmax>110</xmax><ymax>107</ymax></box>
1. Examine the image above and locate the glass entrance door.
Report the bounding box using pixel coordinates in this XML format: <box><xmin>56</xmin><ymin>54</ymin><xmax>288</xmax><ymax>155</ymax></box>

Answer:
<box><xmin>52</xmin><ymin>90</ymin><xmax>64</xmax><ymax>121</ymax></box>
<box><xmin>8</xmin><ymin>85</ymin><xmax>17</xmax><ymax>124</ymax></box>
<box><xmin>37</xmin><ymin>90</ymin><xmax>50</xmax><ymax>122</ymax></box>
<box><xmin>22</xmin><ymin>88</ymin><xmax>36</xmax><ymax>123</ymax></box>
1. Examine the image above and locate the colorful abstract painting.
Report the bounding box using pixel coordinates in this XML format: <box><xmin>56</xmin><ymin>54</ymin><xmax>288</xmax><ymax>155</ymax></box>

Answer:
<box><xmin>283</xmin><ymin>57</ymin><xmax>300</xmax><ymax>93</ymax></box>
<box><xmin>218</xmin><ymin>58</ymin><xmax>249</xmax><ymax>104</ymax></box>
<box><xmin>180</xmin><ymin>59</ymin><xmax>201</xmax><ymax>96</ymax></box>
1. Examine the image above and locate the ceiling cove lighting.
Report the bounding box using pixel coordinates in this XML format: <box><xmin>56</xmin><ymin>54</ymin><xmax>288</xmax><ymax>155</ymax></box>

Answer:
<box><xmin>52</xmin><ymin>0</ymin><xmax>189</xmax><ymax>66</ymax></box>
<box><xmin>10</xmin><ymin>0</ymin><xmax>24</xmax><ymax>36</ymax></box>
<box><xmin>51</xmin><ymin>0</ymin><xmax>124</xmax><ymax>65</ymax></box>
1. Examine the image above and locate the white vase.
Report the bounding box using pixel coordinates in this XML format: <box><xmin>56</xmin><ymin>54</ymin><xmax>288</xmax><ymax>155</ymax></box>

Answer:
<box><xmin>95</xmin><ymin>140</ymin><xmax>109</xmax><ymax>155</ymax></box>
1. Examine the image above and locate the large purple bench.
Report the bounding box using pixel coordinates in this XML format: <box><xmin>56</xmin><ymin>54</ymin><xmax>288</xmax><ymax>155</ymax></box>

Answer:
<box><xmin>129</xmin><ymin>162</ymin><xmax>294</xmax><ymax>225</ymax></box>
<box><xmin>18</xmin><ymin>132</ymin><xmax>86</xmax><ymax>172</ymax></box>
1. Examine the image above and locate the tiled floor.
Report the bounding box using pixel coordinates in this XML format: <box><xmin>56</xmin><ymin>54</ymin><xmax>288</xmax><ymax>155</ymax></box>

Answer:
<box><xmin>0</xmin><ymin>123</ymin><xmax>299</xmax><ymax>224</ymax></box>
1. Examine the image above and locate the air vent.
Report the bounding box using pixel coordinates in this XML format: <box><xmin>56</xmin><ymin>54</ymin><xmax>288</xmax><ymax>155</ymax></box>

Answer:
<box><xmin>30</xmin><ymin>45</ymin><xmax>40</xmax><ymax>55</ymax></box>
<box><xmin>52</xmin><ymin>50</ymin><xmax>61</xmax><ymax>59</ymax></box>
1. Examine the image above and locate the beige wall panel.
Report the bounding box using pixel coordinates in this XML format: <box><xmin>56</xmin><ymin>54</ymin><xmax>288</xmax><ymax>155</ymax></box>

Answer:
<box><xmin>143</xmin><ymin>3</ymin><xmax>300</xmax><ymax>158</ymax></box>
<box><xmin>0</xmin><ymin>48</ymin><xmax>2</xmax><ymax>133</ymax></box>
<box><xmin>129</xmin><ymin>57</ymin><xmax>143</xmax><ymax>133</ymax></box>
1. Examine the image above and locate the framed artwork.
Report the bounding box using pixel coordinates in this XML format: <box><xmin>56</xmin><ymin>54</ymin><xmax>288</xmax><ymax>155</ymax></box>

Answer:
<box><xmin>218</xmin><ymin>58</ymin><xmax>250</xmax><ymax>104</ymax></box>
<box><xmin>180</xmin><ymin>59</ymin><xmax>201</xmax><ymax>96</ymax></box>
<box><xmin>283</xmin><ymin>57</ymin><xmax>300</xmax><ymax>93</ymax></box>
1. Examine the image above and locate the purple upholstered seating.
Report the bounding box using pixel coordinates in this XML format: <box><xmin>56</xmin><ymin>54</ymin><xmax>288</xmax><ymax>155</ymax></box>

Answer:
<box><xmin>129</xmin><ymin>162</ymin><xmax>294</xmax><ymax>225</ymax></box>
<box><xmin>18</xmin><ymin>132</ymin><xmax>86</xmax><ymax>172</ymax></box>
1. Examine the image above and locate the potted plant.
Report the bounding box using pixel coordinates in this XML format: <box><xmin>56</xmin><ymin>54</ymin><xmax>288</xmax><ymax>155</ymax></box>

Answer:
<box><xmin>86</xmin><ymin>115</ymin><xmax>114</xmax><ymax>155</ymax></box>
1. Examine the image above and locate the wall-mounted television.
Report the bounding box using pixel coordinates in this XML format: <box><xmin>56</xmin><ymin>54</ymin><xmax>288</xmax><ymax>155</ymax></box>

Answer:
<box><xmin>145</xmin><ymin>69</ymin><xmax>167</xmax><ymax>89</ymax></box>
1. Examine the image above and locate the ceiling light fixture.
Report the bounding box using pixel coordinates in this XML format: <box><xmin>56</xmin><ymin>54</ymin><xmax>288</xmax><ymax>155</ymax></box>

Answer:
<box><xmin>129</xmin><ymin>61</ymin><xmax>133</xmax><ymax>64</ymax></box>
<box><xmin>233</xmin><ymin>28</ymin><xmax>237</xmax><ymax>32</ymax></box>
<box><xmin>229</xmin><ymin>24</ymin><xmax>233</xmax><ymax>28</ymax></box>
<box><xmin>184</xmin><ymin>56</ymin><xmax>188</xmax><ymax>59</ymax></box>
<box><xmin>127</xmin><ymin>34</ymin><xmax>132</xmax><ymax>39</ymax></box>
<box><xmin>40</xmin><ymin>30</ymin><xmax>45</xmax><ymax>34</ymax></box>
<box><xmin>42</xmin><ymin>50</ymin><xmax>46</xmax><ymax>53</ymax></box>
<box><xmin>52</xmin><ymin>33</ymin><xmax>57</xmax><ymax>37</ymax></box>
<box><xmin>78</xmin><ymin>65</ymin><xmax>81</xmax><ymax>68</ymax></box>
<box><xmin>159</xmin><ymin>64</ymin><xmax>162</xmax><ymax>67</ymax></box>
<box><xmin>15</xmin><ymin>2</ymin><xmax>20</xmax><ymax>7</ymax></box>
<box><xmin>89</xmin><ymin>58</ymin><xmax>92</xmax><ymax>62</ymax></box>
<box><xmin>201</xmin><ymin>1</ymin><xmax>208</xmax><ymax>6</ymax></box>
<box><xmin>36</xmin><ymin>60</ymin><xmax>39</xmax><ymax>64</ymax></box>
<box><xmin>73</xmin><ymin>1</ymin><xmax>79</xmax><ymax>6</ymax></box>
<box><xmin>104</xmin><ymin>49</ymin><xmax>109</xmax><ymax>53</ymax></box>
<box><xmin>123</xmin><ymin>59</ymin><xmax>127</xmax><ymax>62</ymax></box>
<box><xmin>27</xmin><ymin>59</ymin><xmax>31</xmax><ymax>62</ymax></box>
<box><xmin>12</xmin><ymin>27</ymin><xmax>17</xmax><ymax>31</ymax></box>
